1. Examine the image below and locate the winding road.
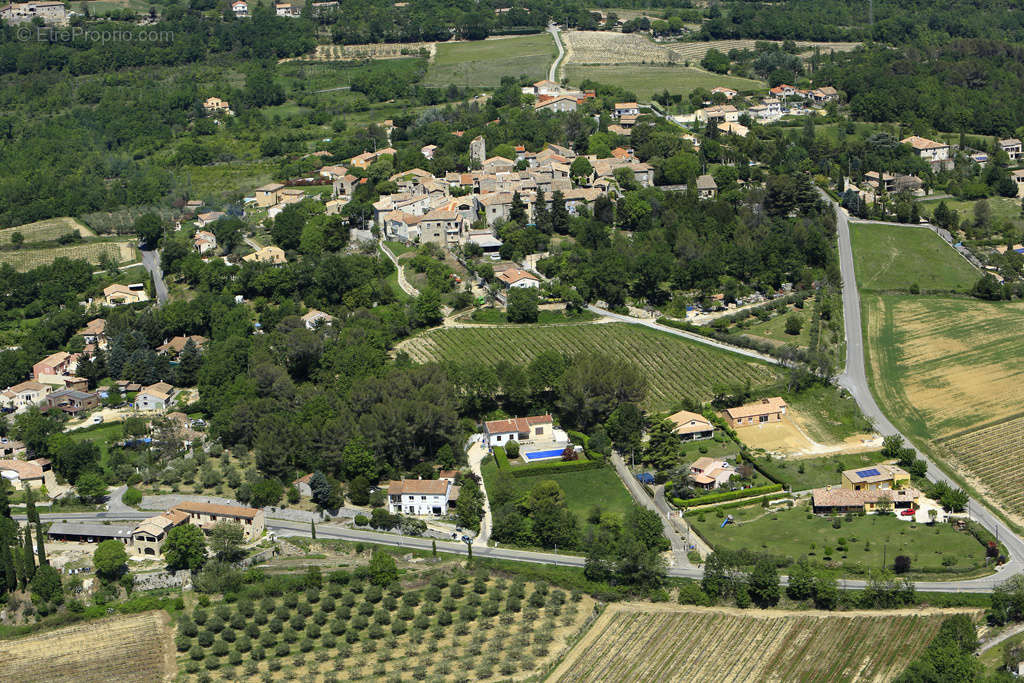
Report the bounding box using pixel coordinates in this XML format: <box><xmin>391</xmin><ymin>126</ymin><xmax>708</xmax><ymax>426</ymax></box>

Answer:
<box><xmin>380</xmin><ymin>240</ymin><xmax>419</xmax><ymax>297</ymax></box>
<box><xmin>828</xmin><ymin>191</ymin><xmax>1024</xmax><ymax>580</ymax></box>
<box><xmin>547</xmin><ymin>25</ymin><xmax>564</xmax><ymax>83</ymax></box>
<box><xmin>140</xmin><ymin>248</ymin><xmax>168</xmax><ymax>305</ymax></box>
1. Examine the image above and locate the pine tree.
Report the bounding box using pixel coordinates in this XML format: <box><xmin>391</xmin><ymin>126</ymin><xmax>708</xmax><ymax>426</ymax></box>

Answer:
<box><xmin>22</xmin><ymin>525</ymin><xmax>35</xmax><ymax>583</ymax></box>
<box><xmin>35</xmin><ymin>523</ymin><xmax>46</xmax><ymax>566</ymax></box>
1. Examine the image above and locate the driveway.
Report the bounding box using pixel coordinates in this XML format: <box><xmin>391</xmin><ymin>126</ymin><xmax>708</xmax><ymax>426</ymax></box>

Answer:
<box><xmin>466</xmin><ymin>437</ymin><xmax>492</xmax><ymax>548</ymax></box>
<box><xmin>610</xmin><ymin>453</ymin><xmax>694</xmax><ymax>568</ymax></box>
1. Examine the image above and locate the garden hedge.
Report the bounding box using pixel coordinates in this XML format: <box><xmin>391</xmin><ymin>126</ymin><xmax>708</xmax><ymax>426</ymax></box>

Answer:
<box><xmin>672</xmin><ymin>483</ymin><xmax>784</xmax><ymax>508</ymax></box>
<box><xmin>493</xmin><ymin>447</ymin><xmax>510</xmax><ymax>470</ymax></box>
<box><xmin>508</xmin><ymin>457</ymin><xmax>602</xmax><ymax>479</ymax></box>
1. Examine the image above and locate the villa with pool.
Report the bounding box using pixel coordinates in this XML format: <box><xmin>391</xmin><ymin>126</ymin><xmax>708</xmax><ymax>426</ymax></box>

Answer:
<box><xmin>482</xmin><ymin>414</ymin><xmax>573</xmax><ymax>462</ymax></box>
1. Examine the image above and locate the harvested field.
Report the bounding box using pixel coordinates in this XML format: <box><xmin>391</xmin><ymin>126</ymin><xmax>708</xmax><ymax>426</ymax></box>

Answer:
<box><xmin>0</xmin><ymin>217</ymin><xmax>93</xmax><ymax>243</ymax></box>
<box><xmin>425</xmin><ymin>33</ymin><xmax>555</xmax><ymax>87</ymax></box>
<box><xmin>864</xmin><ymin>294</ymin><xmax>1024</xmax><ymax>524</ymax></box>
<box><xmin>0</xmin><ymin>611</ymin><xmax>175</xmax><ymax>682</ymax></box>
<box><xmin>0</xmin><ymin>241</ymin><xmax>136</xmax><ymax>271</ymax></box>
<box><xmin>666</xmin><ymin>39</ymin><xmax>861</xmax><ymax>63</ymax></box>
<box><xmin>550</xmin><ymin>603</ymin><xmax>973</xmax><ymax>683</ymax></box>
<box><xmin>397</xmin><ymin>322</ymin><xmax>780</xmax><ymax>411</ymax></box>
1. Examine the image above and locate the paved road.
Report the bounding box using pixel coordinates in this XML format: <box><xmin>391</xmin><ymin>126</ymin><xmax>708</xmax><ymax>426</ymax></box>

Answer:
<box><xmin>586</xmin><ymin>305</ymin><xmax>783</xmax><ymax>366</ymax></box>
<box><xmin>828</xmin><ymin>191</ymin><xmax>1024</xmax><ymax>579</ymax></box>
<box><xmin>465</xmin><ymin>438</ymin><xmax>492</xmax><ymax>549</ymax></box>
<box><xmin>978</xmin><ymin>622</ymin><xmax>1024</xmax><ymax>654</ymax></box>
<box><xmin>140</xmin><ymin>248</ymin><xmax>168</xmax><ymax>305</ymax></box>
<box><xmin>610</xmin><ymin>453</ymin><xmax>693</xmax><ymax>569</ymax></box>
<box><xmin>379</xmin><ymin>240</ymin><xmax>419</xmax><ymax>296</ymax></box>
<box><xmin>547</xmin><ymin>25</ymin><xmax>564</xmax><ymax>82</ymax></box>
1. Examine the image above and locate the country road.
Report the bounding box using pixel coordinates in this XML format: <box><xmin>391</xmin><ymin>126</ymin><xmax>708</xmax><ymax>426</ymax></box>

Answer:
<box><xmin>380</xmin><ymin>240</ymin><xmax>419</xmax><ymax>297</ymax></box>
<box><xmin>547</xmin><ymin>24</ymin><xmax>564</xmax><ymax>82</ymax></box>
<box><xmin>827</xmin><ymin>190</ymin><xmax>1024</xmax><ymax>579</ymax></box>
<box><xmin>140</xmin><ymin>248</ymin><xmax>168</xmax><ymax>305</ymax></box>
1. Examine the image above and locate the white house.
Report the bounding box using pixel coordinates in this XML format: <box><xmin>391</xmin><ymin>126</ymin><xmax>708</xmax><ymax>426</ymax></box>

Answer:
<box><xmin>688</xmin><ymin>457</ymin><xmax>737</xmax><ymax>490</ymax></box>
<box><xmin>193</xmin><ymin>230</ymin><xmax>217</xmax><ymax>254</ymax></box>
<box><xmin>613</xmin><ymin>102</ymin><xmax>640</xmax><ymax>119</ymax></box>
<box><xmin>301</xmin><ymin>309</ymin><xmax>335</xmax><ymax>329</ymax></box>
<box><xmin>387</xmin><ymin>479</ymin><xmax>460</xmax><ymax>516</ymax></box>
<box><xmin>232</xmin><ymin>0</ymin><xmax>247</xmax><ymax>16</ymax></box>
<box><xmin>483</xmin><ymin>414</ymin><xmax>553</xmax><ymax>449</ymax></box>
<box><xmin>496</xmin><ymin>268</ymin><xmax>540</xmax><ymax>289</ymax></box>
<box><xmin>0</xmin><ymin>381</ymin><xmax>52</xmax><ymax>411</ymax></box>
<box><xmin>901</xmin><ymin>136</ymin><xmax>949</xmax><ymax>162</ymax></box>
<box><xmin>134</xmin><ymin>382</ymin><xmax>174</xmax><ymax>412</ymax></box>
<box><xmin>1000</xmin><ymin>138</ymin><xmax>1022</xmax><ymax>161</ymax></box>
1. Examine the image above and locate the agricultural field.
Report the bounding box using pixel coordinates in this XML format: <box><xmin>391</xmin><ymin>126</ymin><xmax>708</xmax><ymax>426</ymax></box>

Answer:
<box><xmin>174</xmin><ymin>566</ymin><xmax>596</xmax><ymax>681</ymax></box>
<box><xmin>425</xmin><ymin>34</ymin><xmax>555</xmax><ymax>87</ymax></box>
<box><xmin>751</xmin><ymin>451</ymin><xmax>887</xmax><ymax>491</ymax></box>
<box><xmin>0</xmin><ymin>611</ymin><xmax>175</xmax><ymax>682</ymax></box>
<box><xmin>688</xmin><ymin>498</ymin><xmax>991</xmax><ymax>577</ymax></box>
<box><xmin>863</xmin><ymin>294</ymin><xmax>1024</xmax><ymax>524</ymax></box>
<box><xmin>565</xmin><ymin>64</ymin><xmax>762</xmax><ymax>101</ymax></box>
<box><xmin>80</xmin><ymin>205</ymin><xmax>177</xmax><ymax>236</ymax></box>
<box><xmin>850</xmin><ymin>223</ymin><xmax>980</xmax><ymax>292</ymax></box>
<box><xmin>727</xmin><ymin>302</ymin><xmax>812</xmax><ymax>347</ymax></box>
<box><xmin>0</xmin><ymin>217</ymin><xmax>93</xmax><ymax>244</ymax></box>
<box><xmin>286</xmin><ymin>42</ymin><xmax>435</xmax><ymax>62</ymax></box>
<box><xmin>665</xmin><ymin>39</ymin><xmax>861</xmax><ymax>63</ymax></box>
<box><xmin>550</xmin><ymin>603</ymin><xmax>970</xmax><ymax>683</ymax></box>
<box><xmin>398</xmin><ymin>322</ymin><xmax>781</xmax><ymax>411</ymax></box>
<box><xmin>939</xmin><ymin>415</ymin><xmax>1024</xmax><ymax>524</ymax></box>
<box><xmin>0</xmin><ymin>240</ymin><xmax>136</xmax><ymax>271</ymax></box>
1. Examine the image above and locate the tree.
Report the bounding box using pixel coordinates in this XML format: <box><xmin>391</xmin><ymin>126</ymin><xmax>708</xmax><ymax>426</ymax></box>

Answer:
<box><xmin>341</xmin><ymin>436</ymin><xmax>375</xmax><ymax>482</ymax></box>
<box><xmin>506</xmin><ymin>288</ymin><xmax>539</xmax><ymax>324</ymax></box>
<box><xmin>250</xmin><ymin>478</ymin><xmax>283</xmax><ymax>508</ymax></box>
<box><xmin>74</xmin><ymin>470</ymin><xmax>108</xmax><ymax>503</ymax></box>
<box><xmin>368</xmin><ymin>549</ymin><xmax>397</xmax><ymax>586</ymax></box>
<box><xmin>558</xmin><ymin>352</ymin><xmax>647</xmax><ymax>429</ymax></box>
<box><xmin>94</xmin><ymin>539</ymin><xmax>128</xmax><ymax>581</ymax></box>
<box><xmin>606</xmin><ymin>403</ymin><xmax>645</xmax><ymax>455</ymax></box>
<box><xmin>209</xmin><ymin>521</ymin><xmax>245</xmax><ymax>563</ymax></box>
<box><xmin>348</xmin><ymin>475</ymin><xmax>371</xmax><ymax>506</ymax></box>
<box><xmin>309</xmin><ymin>471</ymin><xmax>332</xmax><ymax>509</ymax></box>
<box><xmin>812</xmin><ymin>572</ymin><xmax>839</xmax><ymax>610</ymax></box>
<box><xmin>786</xmin><ymin>559</ymin><xmax>815</xmax><ymax>601</ymax></box>
<box><xmin>454</xmin><ymin>477</ymin><xmax>484</xmax><ymax>531</ymax></box>
<box><xmin>163</xmin><ymin>524</ymin><xmax>207</xmax><ymax>571</ymax></box>
<box><xmin>311</xmin><ymin>519</ymin><xmax>316</xmax><ymax>539</ymax></box>
<box><xmin>748</xmin><ymin>558</ymin><xmax>780</xmax><ymax>607</ymax></box>
<box><xmin>784</xmin><ymin>314</ymin><xmax>804</xmax><ymax>336</ymax></box>
<box><xmin>569</xmin><ymin>157</ymin><xmax>594</xmax><ymax>185</ymax></box>
<box><xmin>31</xmin><ymin>563</ymin><xmax>62</xmax><ymax>603</ymax></box>
<box><xmin>34</xmin><ymin>521</ymin><xmax>46</xmax><ymax>566</ymax></box>
<box><xmin>893</xmin><ymin>555</ymin><xmax>912</xmax><ymax>574</ymax></box>
<box><xmin>10</xmin><ymin>232</ymin><xmax>23</xmax><ymax>248</ymax></box>
<box><xmin>134</xmin><ymin>212</ymin><xmax>163</xmax><ymax>249</ymax></box>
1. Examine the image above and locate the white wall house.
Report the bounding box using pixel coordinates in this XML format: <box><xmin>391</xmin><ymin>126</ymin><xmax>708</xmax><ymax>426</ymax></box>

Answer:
<box><xmin>387</xmin><ymin>479</ymin><xmax>460</xmax><ymax>516</ymax></box>
<box><xmin>482</xmin><ymin>415</ymin><xmax>554</xmax><ymax>449</ymax></box>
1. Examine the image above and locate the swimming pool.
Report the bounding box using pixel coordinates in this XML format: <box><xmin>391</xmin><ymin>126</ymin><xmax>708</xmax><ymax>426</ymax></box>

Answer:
<box><xmin>524</xmin><ymin>448</ymin><xmax>565</xmax><ymax>461</ymax></box>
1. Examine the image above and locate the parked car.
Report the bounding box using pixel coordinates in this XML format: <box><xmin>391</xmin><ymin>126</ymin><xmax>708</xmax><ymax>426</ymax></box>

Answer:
<box><xmin>91</xmin><ymin>414</ymin><xmax>104</xmax><ymax>424</ymax></box>
<box><xmin>901</xmin><ymin>508</ymin><xmax>915</xmax><ymax>516</ymax></box>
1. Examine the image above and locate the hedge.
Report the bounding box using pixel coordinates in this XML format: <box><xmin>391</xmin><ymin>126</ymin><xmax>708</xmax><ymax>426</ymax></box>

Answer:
<box><xmin>747</xmin><ymin>457</ymin><xmax>785</xmax><ymax>485</ymax></box>
<box><xmin>566</xmin><ymin>431</ymin><xmax>589</xmax><ymax>449</ymax></box>
<box><xmin>508</xmin><ymin>458</ymin><xmax>603</xmax><ymax>479</ymax></box>
<box><xmin>493</xmin><ymin>447</ymin><xmax>510</xmax><ymax>470</ymax></box>
<box><xmin>672</xmin><ymin>483</ymin><xmax>784</xmax><ymax>508</ymax></box>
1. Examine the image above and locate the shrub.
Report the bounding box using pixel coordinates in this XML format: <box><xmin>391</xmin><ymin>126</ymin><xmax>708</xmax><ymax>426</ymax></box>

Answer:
<box><xmin>300</xmin><ymin>637</ymin><xmax>314</xmax><ymax>652</ymax></box>
<box><xmin>197</xmin><ymin>630</ymin><xmax>214</xmax><ymax>647</ymax></box>
<box><xmin>275</xmin><ymin>642</ymin><xmax>290</xmax><ymax>657</ymax></box>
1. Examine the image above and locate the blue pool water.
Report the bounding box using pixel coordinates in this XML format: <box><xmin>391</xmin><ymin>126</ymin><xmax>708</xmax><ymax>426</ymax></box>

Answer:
<box><xmin>524</xmin><ymin>448</ymin><xmax>564</xmax><ymax>461</ymax></box>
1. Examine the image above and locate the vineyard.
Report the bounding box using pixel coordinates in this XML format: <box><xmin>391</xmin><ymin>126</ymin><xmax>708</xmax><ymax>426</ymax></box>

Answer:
<box><xmin>0</xmin><ymin>241</ymin><xmax>136</xmax><ymax>271</ymax></box>
<box><xmin>397</xmin><ymin>322</ymin><xmax>780</xmax><ymax>410</ymax></box>
<box><xmin>550</xmin><ymin>604</ymin><xmax>971</xmax><ymax>683</ymax></box>
<box><xmin>79</xmin><ymin>205</ymin><xmax>177</xmax><ymax>236</ymax></box>
<box><xmin>0</xmin><ymin>610</ymin><xmax>175</xmax><ymax>682</ymax></box>
<box><xmin>941</xmin><ymin>415</ymin><xmax>1024</xmax><ymax>520</ymax></box>
<box><xmin>286</xmin><ymin>42</ymin><xmax>435</xmax><ymax>62</ymax></box>
<box><xmin>174</xmin><ymin>567</ymin><xmax>596</xmax><ymax>681</ymax></box>
<box><xmin>0</xmin><ymin>217</ymin><xmax>93</xmax><ymax>243</ymax></box>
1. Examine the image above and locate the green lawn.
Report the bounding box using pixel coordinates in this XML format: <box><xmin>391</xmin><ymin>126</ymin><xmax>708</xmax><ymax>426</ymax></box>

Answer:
<box><xmin>480</xmin><ymin>457</ymin><xmax>635</xmax><ymax>533</ymax></box>
<box><xmin>67</xmin><ymin>423</ymin><xmax>125</xmax><ymax>469</ymax></box>
<box><xmin>690</xmin><ymin>499</ymin><xmax>991</xmax><ymax>578</ymax></box>
<box><xmin>850</xmin><ymin>223</ymin><xmax>979</xmax><ymax>292</ymax></box>
<box><xmin>565</xmin><ymin>64</ymin><xmax>762</xmax><ymax>101</ymax></box>
<box><xmin>918</xmin><ymin>196</ymin><xmax>1024</xmax><ymax>234</ymax></box>
<box><xmin>782</xmin><ymin>383</ymin><xmax>874</xmax><ymax>443</ymax></box>
<box><xmin>400</xmin><ymin>322</ymin><xmax>781</xmax><ymax>411</ymax></box>
<box><xmin>731</xmin><ymin>304</ymin><xmax>812</xmax><ymax>347</ymax></box>
<box><xmin>425</xmin><ymin>34</ymin><xmax>556</xmax><ymax>87</ymax></box>
<box><xmin>383</xmin><ymin>240</ymin><xmax>417</xmax><ymax>257</ymax></box>
<box><xmin>752</xmin><ymin>451</ymin><xmax>886</xmax><ymax>491</ymax></box>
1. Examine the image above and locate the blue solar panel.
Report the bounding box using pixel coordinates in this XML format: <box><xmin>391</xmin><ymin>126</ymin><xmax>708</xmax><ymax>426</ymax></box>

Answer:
<box><xmin>857</xmin><ymin>468</ymin><xmax>881</xmax><ymax>478</ymax></box>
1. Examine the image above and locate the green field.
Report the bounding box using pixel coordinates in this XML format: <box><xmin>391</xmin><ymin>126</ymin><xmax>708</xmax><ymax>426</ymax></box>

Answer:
<box><xmin>918</xmin><ymin>196</ymin><xmax>1024</xmax><ymax>234</ymax></box>
<box><xmin>480</xmin><ymin>458</ymin><xmax>635</xmax><ymax>534</ymax></box>
<box><xmin>690</xmin><ymin>499</ymin><xmax>990</xmax><ymax>577</ymax></box>
<box><xmin>425</xmin><ymin>34</ymin><xmax>556</xmax><ymax>87</ymax></box>
<box><xmin>0</xmin><ymin>240</ymin><xmax>136</xmax><ymax>271</ymax></box>
<box><xmin>399</xmin><ymin>322</ymin><xmax>781</xmax><ymax>411</ymax></box>
<box><xmin>731</xmin><ymin>304</ymin><xmax>812</xmax><ymax>347</ymax></box>
<box><xmin>782</xmin><ymin>384</ymin><xmax>874</xmax><ymax>443</ymax></box>
<box><xmin>565</xmin><ymin>64</ymin><xmax>762</xmax><ymax>101</ymax></box>
<box><xmin>752</xmin><ymin>451</ymin><xmax>886</xmax><ymax>491</ymax></box>
<box><xmin>850</xmin><ymin>223</ymin><xmax>979</xmax><ymax>292</ymax></box>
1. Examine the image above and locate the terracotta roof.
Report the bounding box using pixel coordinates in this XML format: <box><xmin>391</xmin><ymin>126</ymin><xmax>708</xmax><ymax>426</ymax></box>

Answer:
<box><xmin>78</xmin><ymin>319</ymin><xmax>106</xmax><ymax>336</ymax></box>
<box><xmin>668</xmin><ymin>410</ymin><xmax>713</xmax><ymax>435</ymax></box>
<box><xmin>4</xmin><ymin>380</ymin><xmax>48</xmax><ymax>395</ymax></box>
<box><xmin>614</xmin><ymin>102</ymin><xmax>639</xmax><ymax>109</ymax></box>
<box><xmin>484</xmin><ymin>414</ymin><xmax>552</xmax><ymax>434</ymax></box>
<box><xmin>723</xmin><ymin>397</ymin><xmax>787</xmax><ymax>420</ymax></box>
<box><xmin>171</xmin><ymin>501</ymin><xmax>262</xmax><ymax>519</ymax></box>
<box><xmin>387</xmin><ymin>479</ymin><xmax>451</xmax><ymax>496</ymax></box>
<box><xmin>0</xmin><ymin>459</ymin><xmax>44</xmax><ymax>480</ymax></box>
<box><xmin>294</xmin><ymin>473</ymin><xmax>314</xmax><ymax>485</ymax></box>
<box><xmin>496</xmin><ymin>268</ymin><xmax>539</xmax><ymax>285</ymax></box>
<box><xmin>439</xmin><ymin>470</ymin><xmax>458</xmax><ymax>480</ymax></box>
<box><xmin>157</xmin><ymin>335</ymin><xmax>207</xmax><ymax>354</ymax></box>
<box><xmin>36</xmin><ymin>351</ymin><xmax>69</xmax><ymax>368</ymax></box>
<box><xmin>138</xmin><ymin>381</ymin><xmax>174</xmax><ymax>400</ymax></box>
<box><xmin>901</xmin><ymin>135</ymin><xmax>947</xmax><ymax>151</ymax></box>
<box><xmin>812</xmin><ymin>487</ymin><xmax>920</xmax><ymax>508</ymax></box>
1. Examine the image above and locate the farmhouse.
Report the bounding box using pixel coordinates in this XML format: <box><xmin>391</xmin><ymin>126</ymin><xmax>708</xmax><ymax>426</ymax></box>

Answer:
<box><xmin>386</xmin><ymin>478</ymin><xmax>461</xmax><ymax>516</ymax></box>
<box><xmin>134</xmin><ymin>381</ymin><xmax>175</xmax><ymax>412</ymax></box>
<box><xmin>254</xmin><ymin>183</ymin><xmax>284</xmax><ymax>208</ymax></box>
<box><xmin>696</xmin><ymin>174</ymin><xmax>718</xmax><ymax>200</ymax></box>
<box><xmin>668</xmin><ymin>409</ymin><xmax>715</xmax><ymax>441</ymax></box>
<box><xmin>535</xmin><ymin>95</ymin><xmax>579</xmax><ymax>113</ymax></box>
<box><xmin>76</xmin><ymin>318</ymin><xmax>107</xmax><ymax>348</ymax></box>
<box><xmin>812</xmin><ymin>486</ymin><xmax>920</xmax><ymax>515</ymax></box>
<box><xmin>131</xmin><ymin>510</ymin><xmax>188</xmax><ymax>556</ymax></box>
<box><xmin>103</xmin><ymin>283</ymin><xmax>148</xmax><ymax>306</ymax></box>
<box><xmin>170</xmin><ymin>501</ymin><xmax>266</xmax><ymax>539</ymax></box>
<box><xmin>721</xmin><ymin>397</ymin><xmax>788</xmax><ymax>427</ymax></box>
<box><xmin>496</xmin><ymin>268</ymin><xmax>540</xmax><ymax>289</ymax></box>
<box><xmin>156</xmin><ymin>335</ymin><xmax>207</xmax><ymax>357</ymax></box>
<box><xmin>613</xmin><ymin>102</ymin><xmax>640</xmax><ymax>119</ymax></box>
<box><xmin>193</xmin><ymin>230</ymin><xmax>217</xmax><ymax>254</ymax></box>
<box><xmin>243</xmin><ymin>245</ymin><xmax>287</xmax><ymax>264</ymax></box>
<box><xmin>293</xmin><ymin>473</ymin><xmax>314</xmax><ymax>498</ymax></box>
<box><xmin>688</xmin><ymin>457</ymin><xmax>737</xmax><ymax>490</ymax></box>
<box><xmin>900</xmin><ymin>136</ymin><xmax>949</xmax><ymax>163</ymax></box>
<box><xmin>841</xmin><ymin>464</ymin><xmax>911</xmax><ymax>491</ymax></box>
<box><xmin>810</xmin><ymin>86</ymin><xmax>839</xmax><ymax>103</ymax></box>
<box><xmin>710</xmin><ymin>87</ymin><xmax>737</xmax><ymax>100</ymax></box>
<box><xmin>483</xmin><ymin>414</ymin><xmax>554</xmax><ymax>449</ymax></box>
<box><xmin>695</xmin><ymin>105</ymin><xmax>739</xmax><ymax>124</ymax></box>
<box><xmin>0</xmin><ymin>1</ymin><xmax>67</xmax><ymax>25</ymax></box>
<box><xmin>203</xmin><ymin>97</ymin><xmax>231</xmax><ymax>114</ymax></box>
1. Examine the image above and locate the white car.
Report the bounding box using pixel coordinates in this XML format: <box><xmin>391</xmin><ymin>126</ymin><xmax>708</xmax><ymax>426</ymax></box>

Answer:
<box><xmin>91</xmin><ymin>414</ymin><xmax>104</xmax><ymax>424</ymax></box>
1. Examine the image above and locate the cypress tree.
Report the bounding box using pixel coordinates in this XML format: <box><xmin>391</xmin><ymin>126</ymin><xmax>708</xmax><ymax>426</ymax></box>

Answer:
<box><xmin>310</xmin><ymin>520</ymin><xmax>316</xmax><ymax>539</ymax></box>
<box><xmin>35</xmin><ymin>523</ymin><xmax>46</xmax><ymax>566</ymax></box>
<box><xmin>24</xmin><ymin>485</ymin><xmax>38</xmax><ymax>524</ymax></box>
<box><xmin>0</xmin><ymin>527</ymin><xmax>17</xmax><ymax>593</ymax></box>
<box><xmin>0</xmin><ymin>483</ymin><xmax>9</xmax><ymax>519</ymax></box>
<box><xmin>22</xmin><ymin>524</ymin><xmax>35</xmax><ymax>583</ymax></box>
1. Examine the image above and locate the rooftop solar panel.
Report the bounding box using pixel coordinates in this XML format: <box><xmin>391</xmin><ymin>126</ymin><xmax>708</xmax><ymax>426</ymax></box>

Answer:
<box><xmin>857</xmin><ymin>468</ymin><xmax>881</xmax><ymax>478</ymax></box>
